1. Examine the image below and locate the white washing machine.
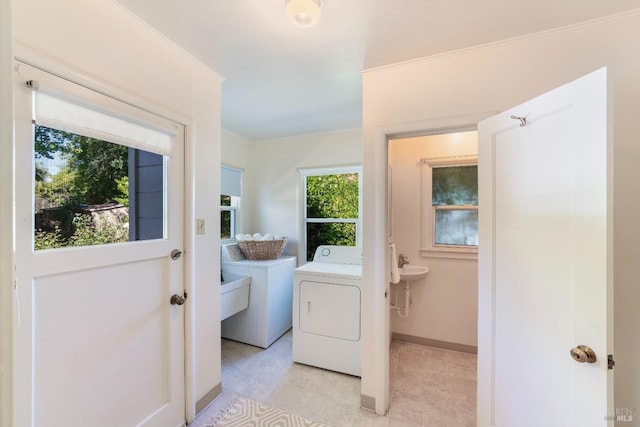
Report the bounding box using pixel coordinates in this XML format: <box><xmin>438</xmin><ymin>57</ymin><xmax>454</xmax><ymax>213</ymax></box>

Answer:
<box><xmin>293</xmin><ymin>245</ymin><xmax>362</xmax><ymax>376</ymax></box>
<box><xmin>221</xmin><ymin>243</ymin><xmax>297</xmax><ymax>348</ymax></box>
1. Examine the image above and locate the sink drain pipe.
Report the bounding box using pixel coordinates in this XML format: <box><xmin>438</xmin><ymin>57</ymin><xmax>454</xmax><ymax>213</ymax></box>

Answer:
<box><xmin>390</xmin><ymin>281</ymin><xmax>412</xmax><ymax>318</ymax></box>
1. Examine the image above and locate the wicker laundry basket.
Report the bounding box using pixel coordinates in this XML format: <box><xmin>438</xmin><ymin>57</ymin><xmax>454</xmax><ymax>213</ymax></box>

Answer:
<box><xmin>237</xmin><ymin>238</ymin><xmax>288</xmax><ymax>260</ymax></box>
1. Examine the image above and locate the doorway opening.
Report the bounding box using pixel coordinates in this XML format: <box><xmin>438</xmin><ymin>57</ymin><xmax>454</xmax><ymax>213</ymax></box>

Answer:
<box><xmin>386</xmin><ymin>129</ymin><xmax>478</xmax><ymax>425</ymax></box>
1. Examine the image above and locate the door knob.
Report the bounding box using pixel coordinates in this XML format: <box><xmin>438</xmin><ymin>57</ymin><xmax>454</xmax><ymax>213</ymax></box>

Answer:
<box><xmin>170</xmin><ymin>293</ymin><xmax>186</xmax><ymax>306</ymax></box>
<box><xmin>570</xmin><ymin>345</ymin><xmax>597</xmax><ymax>363</ymax></box>
<box><xmin>171</xmin><ymin>249</ymin><xmax>182</xmax><ymax>260</ymax></box>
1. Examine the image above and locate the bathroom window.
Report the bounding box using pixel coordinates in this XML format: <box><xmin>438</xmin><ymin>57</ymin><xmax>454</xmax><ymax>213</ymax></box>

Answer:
<box><xmin>421</xmin><ymin>156</ymin><xmax>478</xmax><ymax>259</ymax></box>
<box><xmin>221</xmin><ymin>166</ymin><xmax>242</xmax><ymax>240</ymax></box>
<box><xmin>300</xmin><ymin>166</ymin><xmax>362</xmax><ymax>261</ymax></box>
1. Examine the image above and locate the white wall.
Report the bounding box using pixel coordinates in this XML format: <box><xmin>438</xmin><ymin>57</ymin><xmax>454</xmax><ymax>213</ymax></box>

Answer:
<box><xmin>363</xmin><ymin>10</ymin><xmax>640</xmax><ymax>412</ymax></box>
<box><xmin>251</xmin><ymin>129</ymin><xmax>363</xmax><ymax>263</ymax></box>
<box><xmin>389</xmin><ymin>133</ymin><xmax>478</xmax><ymax>347</ymax></box>
<box><xmin>11</xmin><ymin>0</ymin><xmax>223</xmax><ymax>420</ymax></box>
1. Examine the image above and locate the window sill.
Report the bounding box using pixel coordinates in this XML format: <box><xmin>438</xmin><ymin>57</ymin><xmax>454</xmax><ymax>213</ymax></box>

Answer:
<box><xmin>420</xmin><ymin>247</ymin><xmax>478</xmax><ymax>261</ymax></box>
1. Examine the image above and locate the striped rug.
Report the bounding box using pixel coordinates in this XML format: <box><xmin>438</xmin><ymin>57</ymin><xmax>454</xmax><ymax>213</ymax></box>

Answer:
<box><xmin>212</xmin><ymin>397</ymin><xmax>330</xmax><ymax>427</ymax></box>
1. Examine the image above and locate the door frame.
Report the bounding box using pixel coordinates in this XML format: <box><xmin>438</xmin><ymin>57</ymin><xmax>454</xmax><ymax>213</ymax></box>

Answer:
<box><xmin>365</xmin><ymin>111</ymin><xmax>495</xmax><ymax>414</ymax></box>
<box><xmin>0</xmin><ymin>0</ymin><xmax>14</xmax><ymax>425</ymax></box>
<box><xmin>9</xmin><ymin>47</ymin><xmax>196</xmax><ymax>425</ymax></box>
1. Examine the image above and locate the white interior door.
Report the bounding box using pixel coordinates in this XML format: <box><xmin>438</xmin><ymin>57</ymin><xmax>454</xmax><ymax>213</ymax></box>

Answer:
<box><xmin>14</xmin><ymin>62</ymin><xmax>186</xmax><ymax>427</ymax></box>
<box><xmin>477</xmin><ymin>68</ymin><xmax>613</xmax><ymax>426</ymax></box>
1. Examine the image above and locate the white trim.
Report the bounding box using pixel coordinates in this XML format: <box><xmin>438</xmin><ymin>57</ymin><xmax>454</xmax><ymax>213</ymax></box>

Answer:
<box><xmin>306</xmin><ymin>218</ymin><xmax>359</xmax><ymax>223</ymax></box>
<box><xmin>183</xmin><ymin>119</ymin><xmax>196</xmax><ymax>424</ymax></box>
<box><xmin>0</xmin><ymin>0</ymin><xmax>13</xmax><ymax>425</ymax></box>
<box><xmin>297</xmin><ymin>164</ymin><xmax>362</xmax><ymax>176</ymax></box>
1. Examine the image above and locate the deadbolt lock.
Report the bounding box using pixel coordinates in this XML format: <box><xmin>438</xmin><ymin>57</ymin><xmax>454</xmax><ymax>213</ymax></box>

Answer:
<box><xmin>570</xmin><ymin>345</ymin><xmax>597</xmax><ymax>364</ymax></box>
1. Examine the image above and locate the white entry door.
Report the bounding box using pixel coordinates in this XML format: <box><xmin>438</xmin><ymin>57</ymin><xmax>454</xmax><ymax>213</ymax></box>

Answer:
<box><xmin>14</xmin><ymin>62</ymin><xmax>186</xmax><ymax>427</ymax></box>
<box><xmin>477</xmin><ymin>68</ymin><xmax>612</xmax><ymax>426</ymax></box>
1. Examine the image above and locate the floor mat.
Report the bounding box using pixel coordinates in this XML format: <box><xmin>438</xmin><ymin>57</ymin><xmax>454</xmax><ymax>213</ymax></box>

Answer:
<box><xmin>211</xmin><ymin>396</ymin><xmax>331</xmax><ymax>427</ymax></box>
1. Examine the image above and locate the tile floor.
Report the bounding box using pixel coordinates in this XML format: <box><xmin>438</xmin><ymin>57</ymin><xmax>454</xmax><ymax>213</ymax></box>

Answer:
<box><xmin>192</xmin><ymin>330</ymin><xmax>476</xmax><ymax>427</ymax></box>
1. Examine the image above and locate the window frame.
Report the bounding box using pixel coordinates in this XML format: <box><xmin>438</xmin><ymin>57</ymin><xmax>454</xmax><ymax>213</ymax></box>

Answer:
<box><xmin>220</xmin><ymin>165</ymin><xmax>243</xmax><ymax>242</ymax></box>
<box><xmin>29</xmin><ymin>72</ymin><xmax>179</xmax><ymax>250</ymax></box>
<box><xmin>220</xmin><ymin>194</ymin><xmax>239</xmax><ymax>242</ymax></box>
<box><xmin>420</xmin><ymin>155</ymin><xmax>478</xmax><ymax>260</ymax></box>
<box><xmin>299</xmin><ymin>165</ymin><xmax>362</xmax><ymax>262</ymax></box>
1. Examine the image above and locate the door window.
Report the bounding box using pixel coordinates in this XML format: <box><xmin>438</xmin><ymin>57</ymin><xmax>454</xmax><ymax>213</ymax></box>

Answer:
<box><xmin>31</xmin><ymin>82</ymin><xmax>177</xmax><ymax>250</ymax></box>
<box><xmin>34</xmin><ymin>125</ymin><xmax>166</xmax><ymax>249</ymax></box>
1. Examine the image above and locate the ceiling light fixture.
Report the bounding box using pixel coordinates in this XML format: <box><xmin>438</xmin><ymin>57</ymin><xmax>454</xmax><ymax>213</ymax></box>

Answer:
<box><xmin>285</xmin><ymin>0</ymin><xmax>322</xmax><ymax>27</ymax></box>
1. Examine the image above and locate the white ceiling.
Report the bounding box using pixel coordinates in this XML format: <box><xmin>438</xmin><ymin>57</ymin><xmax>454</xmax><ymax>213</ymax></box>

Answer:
<box><xmin>114</xmin><ymin>0</ymin><xmax>639</xmax><ymax>141</ymax></box>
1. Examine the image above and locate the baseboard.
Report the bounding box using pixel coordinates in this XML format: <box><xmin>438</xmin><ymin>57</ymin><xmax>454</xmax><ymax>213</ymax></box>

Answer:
<box><xmin>360</xmin><ymin>394</ymin><xmax>375</xmax><ymax>412</ymax></box>
<box><xmin>195</xmin><ymin>382</ymin><xmax>222</xmax><ymax>415</ymax></box>
<box><xmin>392</xmin><ymin>333</ymin><xmax>477</xmax><ymax>354</ymax></box>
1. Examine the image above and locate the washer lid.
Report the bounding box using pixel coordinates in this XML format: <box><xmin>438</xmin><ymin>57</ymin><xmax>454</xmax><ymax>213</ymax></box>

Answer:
<box><xmin>312</xmin><ymin>245</ymin><xmax>362</xmax><ymax>264</ymax></box>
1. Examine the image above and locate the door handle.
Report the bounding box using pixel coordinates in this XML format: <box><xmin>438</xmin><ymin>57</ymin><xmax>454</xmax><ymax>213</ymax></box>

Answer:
<box><xmin>171</xmin><ymin>249</ymin><xmax>182</xmax><ymax>260</ymax></box>
<box><xmin>170</xmin><ymin>293</ymin><xmax>187</xmax><ymax>306</ymax></box>
<box><xmin>570</xmin><ymin>345</ymin><xmax>597</xmax><ymax>363</ymax></box>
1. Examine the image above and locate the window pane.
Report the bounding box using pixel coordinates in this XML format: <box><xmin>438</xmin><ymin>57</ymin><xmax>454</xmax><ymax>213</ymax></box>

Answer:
<box><xmin>306</xmin><ymin>222</ymin><xmax>356</xmax><ymax>261</ymax></box>
<box><xmin>221</xmin><ymin>195</ymin><xmax>231</xmax><ymax>207</ymax></box>
<box><xmin>434</xmin><ymin>209</ymin><xmax>478</xmax><ymax>246</ymax></box>
<box><xmin>34</xmin><ymin>125</ymin><xmax>165</xmax><ymax>250</ymax></box>
<box><xmin>306</xmin><ymin>173</ymin><xmax>359</xmax><ymax>219</ymax></box>
<box><xmin>432</xmin><ymin>166</ymin><xmax>478</xmax><ymax>206</ymax></box>
<box><xmin>221</xmin><ymin>210</ymin><xmax>232</xmax><ymax>239</ymax></box>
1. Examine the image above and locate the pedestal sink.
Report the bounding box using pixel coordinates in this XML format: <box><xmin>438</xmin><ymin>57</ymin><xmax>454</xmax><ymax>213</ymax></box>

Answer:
<box><xmin>398</xmin><ymin>265</ymin><xmax>430</xmax><ymax>282</ymax></box>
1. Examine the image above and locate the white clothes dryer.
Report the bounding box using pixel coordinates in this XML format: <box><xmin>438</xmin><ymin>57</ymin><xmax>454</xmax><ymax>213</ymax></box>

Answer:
<box><xmin>293</xmin><ymin>245</ymin><xmax>362</xmax><ymax>376</ymax></box>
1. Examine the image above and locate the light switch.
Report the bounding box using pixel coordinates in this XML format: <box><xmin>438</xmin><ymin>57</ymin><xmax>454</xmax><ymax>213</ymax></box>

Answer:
<box><xmin>196</xmin><ymin>218</ymin><xmax>206</xmax><ymax>235</ymax></box>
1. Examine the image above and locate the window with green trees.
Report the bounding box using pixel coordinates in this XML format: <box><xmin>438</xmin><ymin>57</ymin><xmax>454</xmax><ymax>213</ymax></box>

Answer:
<box><xmin>220</xmin><ymin>194</ymin><xmax>237</xmax><ymax>239</ymax></box>
<box><xmin>220</xmin><ymin>165</ymin><xmax>241</xmax><ymax>239</ymax></box>
<box><xmin>34</xmin><ymin>124</ymin><xmax>164</xmax><ymax>250</ymax></box>
<box><xmin>303</xmin><ymin>169</ymin><xmax>361</xmax><ymax>261</ymax></box>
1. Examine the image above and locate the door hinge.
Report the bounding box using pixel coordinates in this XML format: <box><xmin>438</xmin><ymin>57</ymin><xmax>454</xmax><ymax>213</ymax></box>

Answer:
<box><xmin>607</xmin><ymin>354</ymin><xmax>615</xmax><ymax>370</ymax></box>
<box><xmin>25</xmin><ymin>79</ymin><xmax>39</xmax><ymax>90</ymax></box>
<box><xmin>384</xmin><ymin>290</ymin><xmax>388</xmax><ymax>298</ymax></box>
